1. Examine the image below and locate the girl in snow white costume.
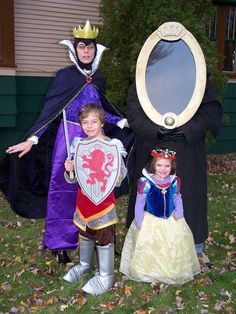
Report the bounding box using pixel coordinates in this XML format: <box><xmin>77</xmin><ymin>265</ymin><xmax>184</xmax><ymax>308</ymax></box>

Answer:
<box><xmin>120</xmin><ymin>148</ymin><xmax>201</xmax><ymax>285</ymax></box>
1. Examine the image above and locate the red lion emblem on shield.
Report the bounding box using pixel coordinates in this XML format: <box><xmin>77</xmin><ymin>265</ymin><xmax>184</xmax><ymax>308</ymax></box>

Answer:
<box><xmin>82</xmin><ymin>148</ymin><xmax>114</xmax><ymax>192</ymax></box>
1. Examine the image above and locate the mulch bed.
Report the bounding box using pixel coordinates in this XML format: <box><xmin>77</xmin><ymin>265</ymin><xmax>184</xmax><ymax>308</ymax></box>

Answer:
<box><xmin>207</xmin><ymin>153</ymin><xmax>236</xmax><ymax>175</ymax></box>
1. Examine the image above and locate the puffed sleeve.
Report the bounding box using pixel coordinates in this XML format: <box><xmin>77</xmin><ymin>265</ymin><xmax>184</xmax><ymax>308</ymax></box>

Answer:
<box><xmin>137</xmin><ymin>177</ymin><xmax>151</xmax><ymax>194</ymax></box>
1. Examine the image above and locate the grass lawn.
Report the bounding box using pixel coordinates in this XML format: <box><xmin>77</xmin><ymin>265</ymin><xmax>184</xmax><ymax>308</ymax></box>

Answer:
<box><xmin>0</xmin><ymin>154</ymin><xmax>235</xmax><ymax>313</ymax></box>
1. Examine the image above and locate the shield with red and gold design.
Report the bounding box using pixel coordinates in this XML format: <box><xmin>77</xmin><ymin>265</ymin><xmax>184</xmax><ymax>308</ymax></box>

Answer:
<box><xmin>74</xmin><ymin>137</ymin><xmax>121</xmax><ymax>205</ymax></box>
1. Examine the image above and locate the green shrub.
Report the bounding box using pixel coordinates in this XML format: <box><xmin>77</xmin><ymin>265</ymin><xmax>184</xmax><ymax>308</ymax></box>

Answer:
<box><xmin>99</xmin><ymin>0</ymin><xmax>227</xmax><ymax>111</ymax></box>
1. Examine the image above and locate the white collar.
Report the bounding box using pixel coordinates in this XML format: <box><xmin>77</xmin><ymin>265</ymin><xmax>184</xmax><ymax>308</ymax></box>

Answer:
<box><xmin>58</xmin><ymin>39</ymin><xmax>108</xmax><ymax>77</ymax></box>
<box><xmin>142</xmin><ymin>168</ymin><xmax>176</xmax><ymax>184</ymax></box>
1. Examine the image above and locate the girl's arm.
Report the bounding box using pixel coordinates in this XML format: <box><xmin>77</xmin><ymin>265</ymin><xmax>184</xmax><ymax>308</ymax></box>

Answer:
<box><xmin>173</xmin><ymin>177</ymin><xmax>184</xmax><ymax>219</ymax></box>
<box><xmin>134</xmin><ymin>193</ymin><xmax>147</xmax><ymax>228</ymax></box>
<box><xmin>173</xmin><ymin>192</ymin><xmax>184</xmax><ymax>219</ymax></box>
<box><xmin>134</xmin><ymin>177</ymin><xmax>150</xmax><ymax>228</ymax></box>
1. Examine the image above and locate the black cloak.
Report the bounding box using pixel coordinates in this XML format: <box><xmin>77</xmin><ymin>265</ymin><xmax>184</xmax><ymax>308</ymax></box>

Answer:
<box><xmin>0</xmin><ymin>65</ymin><xmax>134</xmax><ymax>219</ymax></box>
<box><xmin>126</xmin><ymin>77</ymin><xmax>223</xmax><ymax>244</ymax></box>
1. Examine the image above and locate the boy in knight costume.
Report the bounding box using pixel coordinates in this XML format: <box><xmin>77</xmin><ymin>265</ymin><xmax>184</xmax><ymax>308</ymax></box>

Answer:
<box><xmin>4</xmin><ymin>21</ymin><xmax>132</xmax><ymax>263</ymax></box>
<box><xmin>63</xmin><ymin>104</ymin><xmax>127</xmax><ymax>296</ymax></box>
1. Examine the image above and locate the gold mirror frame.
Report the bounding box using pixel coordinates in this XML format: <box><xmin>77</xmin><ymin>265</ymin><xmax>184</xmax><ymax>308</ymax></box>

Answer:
<box><xmin>136</xmin><ymin>22</ymin><xmax>206</xmax><ymax>129</ymax></box>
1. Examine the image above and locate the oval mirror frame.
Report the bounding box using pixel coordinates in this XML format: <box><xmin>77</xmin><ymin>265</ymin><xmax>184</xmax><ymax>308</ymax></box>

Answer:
<box><xmin>136</xmin><ymin>22</ymin><xmax>206</xmax><ymax>129</ymax></box>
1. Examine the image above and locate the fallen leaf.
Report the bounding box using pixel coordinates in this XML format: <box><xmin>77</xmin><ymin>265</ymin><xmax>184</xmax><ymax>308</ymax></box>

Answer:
<box><xmin>1</xmin><ymin>282</ymin><xmax>13</xmax><ymax>292</ymax></box>
<box><xmin>219</xmin><ymin>289</ymin><xmax>232</xmax><ymax>301</ymax></box>
<box><xmin>197</xmin><ymin>291</ymin><xmax>209</xmax><ymax>301</ymax></box>
<box><xmin>213</xmin><ymin>300</ymin><xmax>225</xmax><ymax>311</ymax></box>
<box><xmin>175</xmin><ymin>296</ymin><xmax>185</xmax><ymax>310</ymax></box>
<box><xmin>59</xmin><ymin>304</ymin><xmax>69</xmax><ymax>311</ymax></box>
<box><xmin>141</xmin><ymin>293</ymin><xmax>153</xmax><ymax>302</ymax></box>
<box><xmin>125</xmin><ymin>285</ymin><xmax>132</xmax><ymax>298</ymax></box>
<box><xmin>9</xmin><ymin>307</ymin><xmax>20</xmax><ymax>313</ymax></box>
<box><xmin>197</xmin><ymin>277</ymin><xmax>213</xmax><ymax>286</ymax></box>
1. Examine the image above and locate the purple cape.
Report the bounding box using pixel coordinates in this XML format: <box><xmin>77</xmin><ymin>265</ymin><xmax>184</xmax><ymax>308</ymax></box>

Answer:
<box><xmin>0</xmin><ymin>65</ymin><xmax>134</xmax><ymax>224</ymax></box>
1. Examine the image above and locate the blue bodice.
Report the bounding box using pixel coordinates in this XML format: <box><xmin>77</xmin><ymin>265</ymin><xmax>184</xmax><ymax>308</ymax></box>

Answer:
<box><xmin>138</xmin><ymin>176</ymin><xmax>178</xmax><ymax>219</ymax></box>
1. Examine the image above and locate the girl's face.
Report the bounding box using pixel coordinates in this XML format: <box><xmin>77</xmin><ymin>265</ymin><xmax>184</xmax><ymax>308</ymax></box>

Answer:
<box><xmin>154</xmin><ymin>158</ymin><xmax>172</xmax><ymax>180</ymax></box>
<box><xmin>81</xmin><ymin>112</ymin><xmax>103</xmax><ymax>138</ymax></box>
<box><xmin>76</xmin><ymin>42</ymin><xmax>96</xmax><ymax>64</ymax></box>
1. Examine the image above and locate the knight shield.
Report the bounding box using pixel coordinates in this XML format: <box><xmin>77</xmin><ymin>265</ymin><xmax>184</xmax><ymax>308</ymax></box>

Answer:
<box><xmin>74</xmin><ymin>137</ymin><xmax>121</xmax><ymax>205</ymax></box>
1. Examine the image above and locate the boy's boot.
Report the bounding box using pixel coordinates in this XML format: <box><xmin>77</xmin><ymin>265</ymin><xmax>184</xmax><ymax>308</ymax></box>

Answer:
<box><xmin>63</xmin><ymin>236</ymin><xmax>95</xmax><ymax>283</ymax></box>
<box><xmin>82</xmin><ymin>243</ymin><xmax>115</xmax><ymax>296</ymax></box>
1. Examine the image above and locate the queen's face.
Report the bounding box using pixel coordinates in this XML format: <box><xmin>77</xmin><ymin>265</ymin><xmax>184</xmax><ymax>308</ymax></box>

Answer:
<box><xmin>76</xmin><ymin>42</ymin><xmax>96</xmax><ymax>64</ymax></box>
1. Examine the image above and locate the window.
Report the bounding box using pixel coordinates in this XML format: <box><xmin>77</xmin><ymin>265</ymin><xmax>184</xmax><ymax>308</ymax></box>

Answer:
<box><xmin>0</xmin><ymin>0</ymin><xmax>15</xmax><ymax>68</ymax></box>
<box><xmin>213</xmin><ymin>2</ymin><xmax>236</xmax><ymax>78</ymax></box>
<box><xmin>224</xmin><ymin>6</ymin><xmax>236</xmax><ymax>72</ymax></box>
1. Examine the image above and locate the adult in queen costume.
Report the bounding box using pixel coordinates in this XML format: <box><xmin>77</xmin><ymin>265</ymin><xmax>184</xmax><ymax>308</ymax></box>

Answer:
<box><xmin>2</xmin><ymin>20</ymin><xmax>132</xmax><ymax>263</ymax></box>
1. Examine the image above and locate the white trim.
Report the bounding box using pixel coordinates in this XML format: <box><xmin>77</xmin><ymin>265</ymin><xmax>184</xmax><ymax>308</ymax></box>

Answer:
<box><xmin>227</xmin><ymin>78</ymin><xmax>236</xmax><ymax>83</ymax></box>
<box><xmin>0</xmin><ymin>68</ymin><xmax>16</xmax><ymax>76</ymax></box>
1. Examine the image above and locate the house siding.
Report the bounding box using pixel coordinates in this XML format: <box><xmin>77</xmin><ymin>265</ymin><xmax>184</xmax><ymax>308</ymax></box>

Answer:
<box><xmin>0</xmin><ymin>1</ymin><xmax>235</xmax><ymax>158</ymax></box>
<box><xmin>14</xmin><ymin>0</ymin><xmax>101</xmax><ymax>76</ymax></box>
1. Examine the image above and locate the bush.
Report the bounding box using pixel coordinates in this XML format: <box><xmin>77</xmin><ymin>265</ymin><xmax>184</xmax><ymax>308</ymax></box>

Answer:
<box><xmin>99</xmin><ymin>0</ymin><xmax>226</xmax><ymax>111</ymax></box>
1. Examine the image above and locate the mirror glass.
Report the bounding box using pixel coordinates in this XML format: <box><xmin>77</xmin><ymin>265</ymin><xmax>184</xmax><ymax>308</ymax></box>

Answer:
<box><xmin>145</xmin><ymin>39</ymin><xmax>196</xmax><ymax>115</ymax></box>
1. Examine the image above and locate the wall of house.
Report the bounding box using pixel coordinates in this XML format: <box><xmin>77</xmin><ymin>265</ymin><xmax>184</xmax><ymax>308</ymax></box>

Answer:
<box><xmin>0</xmin><ymin>0</ymin><xmax>235</xmax><ymax>158</ymax></box>
<box><xmin>1</xmin><ymin>74</ymin><xmax>235</xmax><ymax>158</ymax></box>
<box><xmin>209</xmin><ymin>83</ymin><xmax>236</xmax><ymax>154</ymax></box>
<box><xmin>0</xmin><ymin>0</ymin><xmax>102</xmax><ymax>157</ymax></box>
<box><xmin>14</xmin><ymin>0</ymin><xmax>101</xmax><ymax>76</ymax></box>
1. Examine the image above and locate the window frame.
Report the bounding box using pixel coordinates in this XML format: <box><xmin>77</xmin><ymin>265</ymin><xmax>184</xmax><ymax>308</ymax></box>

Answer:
<box><xmin>0</xmin><ymin>0</ymin><xmax>15</xmax><ymax>68</ymax></box>
<box><xmin>215</xmin><ymin>3</ymin><xmax>236</xmax><ymax>78</ymax></box>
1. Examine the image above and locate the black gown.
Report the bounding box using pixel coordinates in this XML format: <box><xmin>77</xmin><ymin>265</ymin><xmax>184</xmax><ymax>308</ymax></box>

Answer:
<box><xmin>126</xmin><ymin>78</ymin><xmax>223</xmax><ymax>244</ymax></box>
<box><xmin>0</xmin><ymin>65</ymin><xmax>134</xmax><ymax>219</ymax></box>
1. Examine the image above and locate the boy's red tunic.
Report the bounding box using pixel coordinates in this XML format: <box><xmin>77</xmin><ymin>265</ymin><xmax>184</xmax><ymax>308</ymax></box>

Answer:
<box><xmin>75</xmin><ymin>188</ymin><xmax>117</xmax><ymax>230</ymax></box>
<box><xmin>71</xmin><ymin>136</ymin><xmax>127</xmax><ymax>231</ymax></box>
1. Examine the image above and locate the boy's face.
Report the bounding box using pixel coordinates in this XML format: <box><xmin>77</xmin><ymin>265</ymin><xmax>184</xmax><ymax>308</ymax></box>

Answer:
<box><xmin>81</xmin><ymin>112</ymin><xmax>103</xmax><ymax>138</ymax></box>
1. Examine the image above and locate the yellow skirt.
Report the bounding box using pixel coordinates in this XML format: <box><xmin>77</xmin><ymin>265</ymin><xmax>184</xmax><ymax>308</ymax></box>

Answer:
<box><xmin>120</xmin><ymin>212</ymin><xmax>201</xmax><ymax>285</ymax></box>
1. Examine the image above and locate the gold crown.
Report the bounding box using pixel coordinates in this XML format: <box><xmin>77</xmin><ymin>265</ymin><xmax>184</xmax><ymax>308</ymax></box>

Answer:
<box><xmin>73</xmin><ymin>20</ymin><xmax>99</xmax><ymax>39</ymax></box>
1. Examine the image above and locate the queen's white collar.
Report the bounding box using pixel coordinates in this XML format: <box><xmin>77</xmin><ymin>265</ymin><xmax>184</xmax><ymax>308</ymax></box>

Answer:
<box><xmin>58</xmin><ymin>40</ymin><xmax>108</xmax><ymax>77</ymax></box>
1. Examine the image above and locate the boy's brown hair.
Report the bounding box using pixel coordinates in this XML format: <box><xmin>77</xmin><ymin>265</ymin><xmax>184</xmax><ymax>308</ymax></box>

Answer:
<box><xmin>78</xmin><ymin>104</ymin><xmax>105</xmax><ymax>125</ymax></box>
